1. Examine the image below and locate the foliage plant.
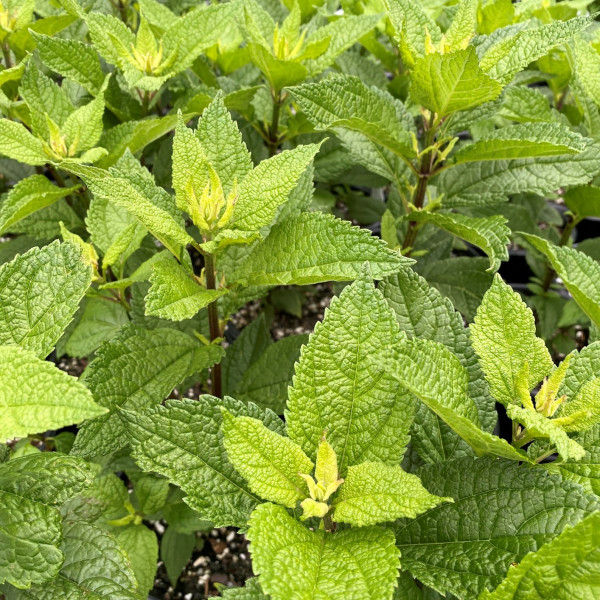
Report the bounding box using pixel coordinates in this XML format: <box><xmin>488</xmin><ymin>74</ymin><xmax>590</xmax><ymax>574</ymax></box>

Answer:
<box><xmin>1</xmin><ymin>0</ymin><xmax>600</xmax><ymax>599</ymax></box>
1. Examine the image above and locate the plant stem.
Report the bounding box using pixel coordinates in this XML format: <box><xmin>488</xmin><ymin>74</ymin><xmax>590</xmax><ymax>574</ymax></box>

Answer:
<box><xmin>401</xmin><ymin>115</ymin><xmax>438</xmax><ymax>254</ymax></box>
<box><xmin>2</xmin><ymin>42</ymin><xmax>12</xmax><ymax>69</ymax></box>
<box><xmin>323</xmin><ymin>511</ymin><xmax>335</xmax><ymax>532</ymax></box>
<box><xmin>268</xmin><ymin>89</ymin><xmax>284</xmax><ymax>157</ymax></box>
<box><xmin>47</xmin><ymin>165</ymin><xmax>77</xmax><ymax>207</ymax></box>
<box><xmin>204</xmin><ymin>252</ymin><xmax>222</xmax><ymax>398</ymax></box>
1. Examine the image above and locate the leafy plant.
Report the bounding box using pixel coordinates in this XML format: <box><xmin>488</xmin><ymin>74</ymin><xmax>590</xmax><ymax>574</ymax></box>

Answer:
<box><xmin>2</xmin><ymin>0</ymin><xmax>600</xmax><ymax>599</ymax></box>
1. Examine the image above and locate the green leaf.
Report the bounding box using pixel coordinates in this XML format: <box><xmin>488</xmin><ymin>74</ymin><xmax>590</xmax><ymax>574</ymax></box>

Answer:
<box><xmin>290</xmin><ymin>75</ymin><xmax>416</xmax><ymax>159</ymax></box>
<box><xmin>452</xmin><ymin>123</ymin><xmax>590</xmax><ymax>164</ymax></box>
<box><xmin>520</xmin><ymin>233</ymin><xmax>600</xmax><ymax>328</ymax></box>
<box><xmin>232</xmin><ymin>144</ymin><xmax>321</xmax><ymax>232</ymax></box>
<box><xmin>2</xmin><ymin>519</ymin><xmax>141</xmax><ymax>599</ymax></box>
<box><xmin>0</xmin><ymin>454</ymin><xmax>92</xmax><ymax>589</ymax></box>
<box><xmin>480</xmin><ymin>512</ymin><xmax>600</xmax><ymax>600</ymax></box>
<box><xmin>0</xmin><ymin>174</ymin><xmax>78</xmax><ymax>234</ymax></box>
<box><xmin>222</xmin><ymin>411</ymin><xmax>313</xmax><ymax>508</ymax></box>
<box><xmin>63</xmin><ymin>163</ymin><xmax>193</xmax><ymax>255</ymax></box>
<box><xmin>443</xmin><ymin>0</ymin><xmax>477</xmax><ymax>51</ymax></box>
<box><xmin>115</xmin><ymin>525</ymin><xmax>158</xmax><ymax>596</ymax></box>
<box><xmin>410</xmin><ymin>48</ymin><xmax>502</xmax><ymax>116</ymax></box>
<box><xmin>220</xmin><ymin>578</ymin><xmax>267</xmax><ymax>599</ymax></box>
<box><xmin>573</xmin><ymin>34</ymin><xmax>600</xmax><ymax>109</ymax></box>
<box><xmin>384</xmin><ymin>0</ymin><xmax>442</xmax><ymax>65</ymax></box>
<box><xmin>233</xmin><ymin>212</ymin><xmax>411</xmax><ymax>285</ymax></box>
<box><xmin>222</xmin><ymin>313</ymin><xmax>272</xmax><ymax>397</ymax></box>
<box><xmin>287</xmin><ymin>269</ymin><xmax>415</xmax><ymax>472</ymax></box>
<box><xmin>302</xmin><ymin>14</ymin><xmax>381</xmax><ymax>77</ymax></box>
<box><xmin>123</xmin><ymin>397</ymin><xmax>285</xmax><ymax>528</ymax></box>
<box><xmin>549</xmin><ymin>424</ymin><xmax>600</xmax><ymax>495</ymax></box>
<box><xmin>248</xmin><ymin>502</ymin><xmax>400</xmax><ymax>600</ymax></box>
<box><xmin>506</xmin><ymin>405</ymin><xmax>585</xmax><ymax>461</ymax></box>
<box><xmin>62</xmin><ymin>75</ymin><xmax>109</xmax><ymax>154</ymax></box>
<box><xmin>333</xmin><ymin>462</ymin><xmax>451</xmax><ymax>527</ymax></box>
<box><xmin>564</xmin><ymin>185</ymin><xmax>600</xmax><ymax>220</ymax></box>
<box><xmin>71</xmin><ymin>325</ymin><xmax>224</xmax><ymax>459</ymax></box>
<box><xmin>0</xmin><ymin>345</ymin><xmax>106</xmax><ymax>441</ymax></box>
<box><xmin>0</xmin><ymin>119</ymin><xmax>48</xmax><ymax>165</ymax></box>
<box><xmin>0</xmin><ymin>241</ymin><xmax>92</xmax><ymax>358</ymax></box>
<box><xmin>33</xmin><ymin>32</ymin><xmax>105</xmax><ymax>95</ymax></box>
<box><xmin>393</xmin><ymin>456</ymin><xmax>599</xmax><ymax>599</ymax></box>
<box><xmin>19</xmin><ymin>61</ymin><xmax>73</xmax><ymax>140</ymax></box>
<box><xmin>479</xmin><ymin>14</ymin><xmax>593</xmax><ymax>84</ymax></box>
<box><xmin>418</xmin><ymin>256</ymin><xmax>493</xmax><ymax>321</ymax></box>
<box><xmin>160</xmin><ymin>527</ymin><xmax>195</xmax><ymax>587</ymax></box>
<box><xmin>145</xmin><ymin>261</ymin><xmax>226</xmax><ymax>321</ymax></box>
<box><xmin>235</xmin><ymin>334</ymin><xmax>308</xmax><ymax>414</ymax></box>
<box><xmin>408</xmin><ymin>212</ymin><xmax>509</xmax><ymax>272</ymax></box>
<box><xmin>196</xmin><ymin>93</ymin><xmax>252</xmax><ymax>195</ymax></box>
<box><xmin>386</xmin><ymin>337</ymin><xmax>528</xmax><ymax>461</ymax></box>
<box><xmin>438</xmin><ymin>145</ymin><xmax>600</xmax><ymax>207</ymax></box>
<box><xmin>380</xmin><ymin>267</ymin><xmax>496</xmax><ymax>463</ymax></box>
<box><xmin>471</xmin><ymin>274</ymin><xmax>554</xmax><ymax>407</ymax></box>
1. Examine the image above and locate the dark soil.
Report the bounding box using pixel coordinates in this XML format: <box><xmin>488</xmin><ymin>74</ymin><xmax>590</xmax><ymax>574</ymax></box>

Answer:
<box><xmin>151</xmin><ymin>528</ymin><xmax>253</xmax><ymax>599</ymax></box>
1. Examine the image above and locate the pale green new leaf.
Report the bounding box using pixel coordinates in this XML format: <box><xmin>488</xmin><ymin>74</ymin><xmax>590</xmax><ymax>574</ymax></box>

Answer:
<box><xmin>33</xmin><ymin>32</ymin><xmax>105</xmax><ymax>95</ymax></box>
<box><xmin>145</xmin><ymin>261</ymin><xmax>226</xmax><ymax>321</ymax></box>
<box><xmin>408</xmin><ymin>212</ymin><xmax>509</xmax><ymax>272</ymax></box>
<box><xmin>521</xmin><ymin>233</ymin><xmax>600</xmax><ymax>328</ymax></box>
<box><xmin>220</xmin><ymin>578</ymin><xmax>266</xmax><ymax>599</ymax></box>
<box><xmin>123</xmin><ymin>397</ymin><xmax>285</xmax><ymax>528</ymax></box>
<box><xmin>287</xmin><ymin>269</ymin><xmax>415</xmax><ymax>471</ymax></box>
<box><xmin>506</xmin><ymin>405</ymin><xmax>585</xmax><ymax>461</ymax></box>
<box><xmin>386</xmin><ymin>337</ymin><xmax>528</xmax><ymax>461</ymax></box>
<box><xmin>410</xmin><ymin>48</ymin><xmax>502</xmax><ymax>116</ymax></box>
<box><xmin>480</xmin><ymin>15</ymin><xmax>593</xmax><ymax>84</ymax></box>
<box><xmin>2</xmin><ymin>520</ymin><xmax>141</xmax><ymax>599</ymax></box>
<box><xmin>0</xmin><ymin>174</ymin><xmax>78</xmax><ymax>234</ymax></box>
<box><xmin>393</xmin><ymin>456</ymin><xmax>599</xmax><ymax>599</ymax></box>
<box><xmin>248</xmin><ymin>503</ymin><xmax>400</xmax><ymax>600</ymax></box>
<box><xmin>0</xmin><ymin>241</ymin><xmax>92</xmax><ymax>358</ymax></box>
<box><xmin>438</xmin><ymin>145</ymin><xmax>600</xmax><ymax>207</ymax></box>
<box><xmin>481</xmin><ymin>512</ymin><xmax>600</xmax><ymax>600</ymax></box>
<box><xmin>233</xmin><ymin>212</ymin><xmax>410</xmax><ymax>285</ymax></box>
<box><xmin>333</xmin><ymin>462</ymin><xmax>451</xmax><ymax>527</ymax></box>
<box><xmin>0</xmin><ymin>454</ymin><xmax>92</xmax><ymax>589</ymax></box>
<box><xmin>0</xmin><ymin>345</ymin><xmax>106</xmax><ymax>441</ymax></box>
<box><xmin>222</xmin><ymin>411</ymin><xmax>313</xmax><ymax>508</ymax></box>
<box><xmin>452</xmin><ymin>123</ymin><xmax>590</xmax><ymax>164</ymax></box>
<box><xmin>233</xmin><ymin>144</ymin><xmax>321</xmax><ymax>232</ymax></box>
<box><xmin>0</xmin><ymin>119</ymin><xmax>47</xmax><ymax>165</ymax></box>
<box><xmin>71</xmin><ymin>325</ymin><xmax>224</xmax><ymax>459</ymax></box>
<box><xmin>471</xmin><ymin>274</ymin><xmax>554</xmax><ymax>406</ymax></box>
<box><xmin>290</xmin><ymin>75</ymin><xmax>416</xmax><ymax>159</ymax></box>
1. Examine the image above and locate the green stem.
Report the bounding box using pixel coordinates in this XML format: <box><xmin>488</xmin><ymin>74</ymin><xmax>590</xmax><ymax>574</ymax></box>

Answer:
<box><xmin>2</xmin><ymin>42</ymin><xmax>12</xmax><ymax>69</ymax></box>
<box><xmin>401</xmin><ymin>115</ymin><xmax>438</xmax><ymax>254</ymax></box>
<box><xmin>204</xmin><ymin>252</ymin><xmax>222</xmax><ymax>398</ymax></box>
<box><xmin>268</xmin><ymin>89</ymin><xmax>284</xmax><ymax>157</ymax></box>
<box><xmin>323</xmin><ymin>511</ymin><xmax>335</xmax><ymax>533</ymax></box>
